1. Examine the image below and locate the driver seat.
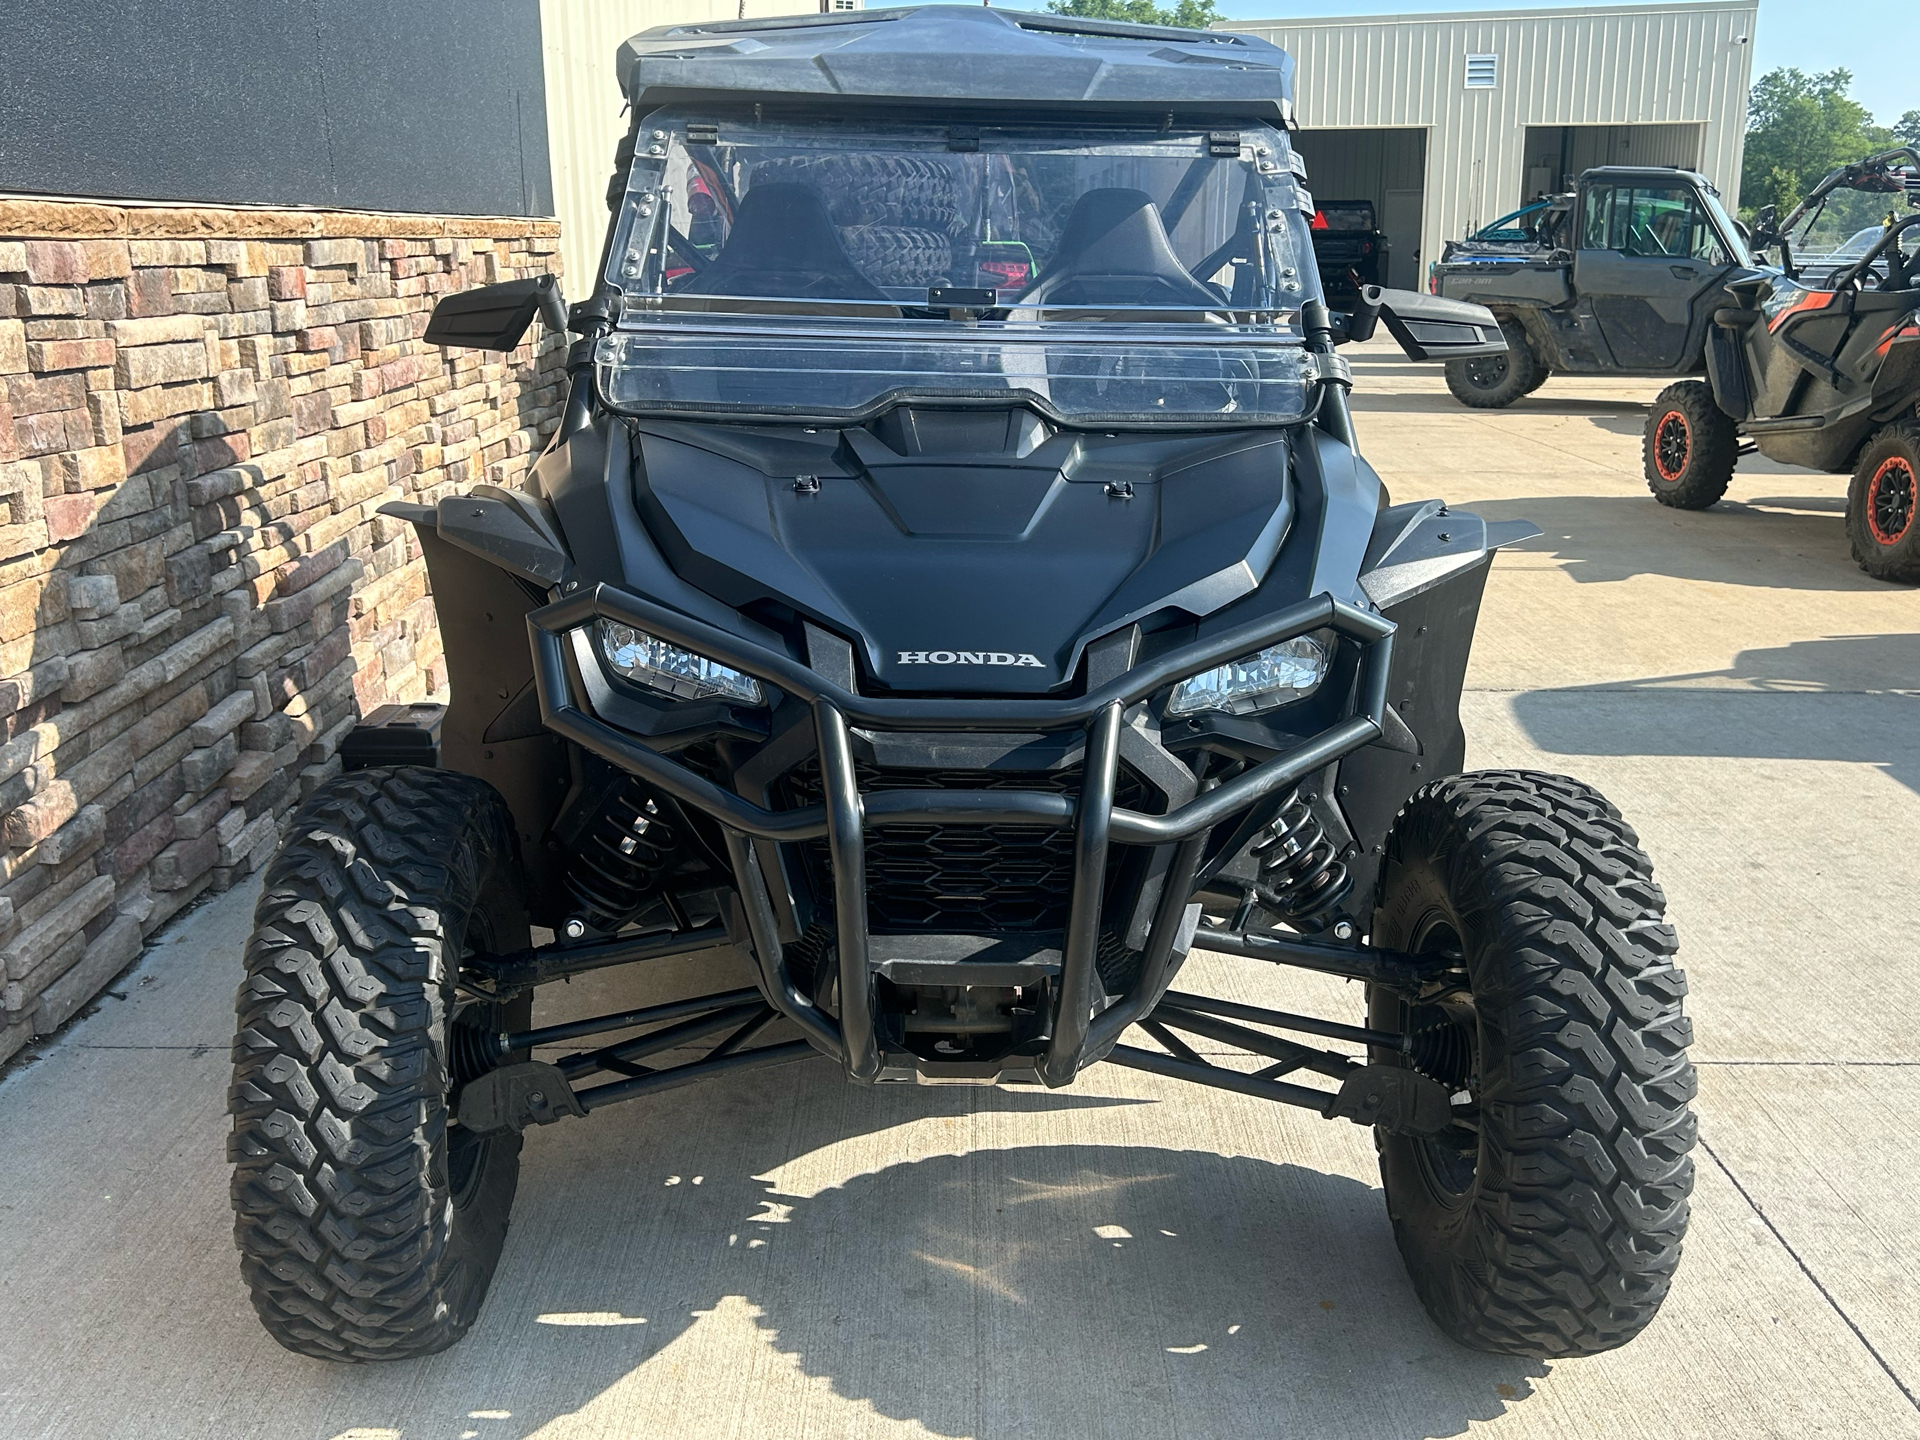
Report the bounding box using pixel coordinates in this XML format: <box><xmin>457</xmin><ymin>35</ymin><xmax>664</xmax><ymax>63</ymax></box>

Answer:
<box><xmin>1013</xmin><ymin>188</ymin><xmax>1223</xmax><ymax>313</ymax></box>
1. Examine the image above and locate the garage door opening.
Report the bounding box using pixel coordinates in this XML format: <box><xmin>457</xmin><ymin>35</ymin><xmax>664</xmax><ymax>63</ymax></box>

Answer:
<box><xmin>1519</xmin><ymin>124</ymin><xmax>1707</xmax><ymax>204</ymax></box>
<box><xmin>1292</xmin><ymin>128</ymin><xmax>1428</xmax><ymax>294</ymax></box>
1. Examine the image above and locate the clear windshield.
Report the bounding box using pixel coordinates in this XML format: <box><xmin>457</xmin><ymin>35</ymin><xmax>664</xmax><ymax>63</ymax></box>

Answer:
<box><xmin>1817</xmin><ymin>224</ymin><xmax>1919</xmax><ymax>260</ymax></box>
<box><xmin>1832</xmin><ymin>226</ymin><xmax>1884</xmax><ymax>258</ymax></box>
<box><xmin>597</xmin><ymin>114</ymin><xmax>1320</xmax><ymax>426</ymax></box>
<box><xmin>1697</xmin><ymin>188</ymin><xmax>1753</xmax><ymax>267</ymax></box>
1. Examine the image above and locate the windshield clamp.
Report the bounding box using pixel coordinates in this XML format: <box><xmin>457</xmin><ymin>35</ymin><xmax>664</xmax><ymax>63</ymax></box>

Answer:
<box><xmin>1306</xmin><ymin>352</ymin><xmax>1353</xmax><ymax>388</ymax></box>
<box><xmin>686</xmin><ymin>122</ymin><xmax>719</xmax><ymax>145</ymax></box>
<box><xmin>1208</xmin><ymin>131</ymin><xmax>1243</xmax><ymax>158</ymax></box>
<box><xmin>948</xmin><ymin>125</ymin><xmax>980</xmax><ymax>153</ymax></box>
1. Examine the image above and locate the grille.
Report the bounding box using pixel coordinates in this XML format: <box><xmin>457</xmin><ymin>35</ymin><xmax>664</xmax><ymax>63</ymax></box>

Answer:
<box><xmin>782</xmin><ymin>760</ymin><xmax>1153</xmax><ymax>933</ymax></box>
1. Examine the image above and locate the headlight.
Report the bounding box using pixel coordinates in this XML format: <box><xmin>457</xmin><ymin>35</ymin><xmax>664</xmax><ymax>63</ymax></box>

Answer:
<box><xmin>596</xmin><ymin>619</ymin><xmax>764</xmax><ymax>705</ymax></box>
<box><xmin>1167</xmin><ymin>636</ymin><xmax>1329</xmax><ymax>717</ymax></box>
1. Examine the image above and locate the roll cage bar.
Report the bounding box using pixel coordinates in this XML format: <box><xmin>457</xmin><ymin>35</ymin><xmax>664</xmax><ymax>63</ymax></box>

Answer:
<box><xmin>1756</xmin><ymin>146</ymin><xmax>1920</xmax><ymax>283</ymax></box>
<box><xmin>1828</xmin><ymin>211</ymin><xmax>1920</xmax><ymax>294</ymax></box>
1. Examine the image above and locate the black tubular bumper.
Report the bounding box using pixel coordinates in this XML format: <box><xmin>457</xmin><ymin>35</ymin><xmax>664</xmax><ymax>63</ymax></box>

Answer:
<box><xmin>527</xmin><ymin>583</ymin><xmax>1395</xmax><ymax>1087</ymax></box>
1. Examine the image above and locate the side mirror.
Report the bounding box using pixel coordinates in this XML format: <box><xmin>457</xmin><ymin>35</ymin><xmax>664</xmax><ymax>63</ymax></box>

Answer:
<box><xmin>1355</xmin><ymin>286</ymin><xmax>1506</xmax><ymax>361</ymax></box>
<box><xmin>1750</xmin><ymin>204</ymin><xmax>1779</xmax><ymax>247</ymax></box>
<box><xmin>424</xmin><ymin>275</ymin><xmax>568</xmax><ymax>351</ymax></box>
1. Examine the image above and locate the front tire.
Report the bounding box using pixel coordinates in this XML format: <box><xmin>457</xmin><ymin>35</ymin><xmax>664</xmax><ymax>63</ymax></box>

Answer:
<box><xmin>1847</xmin><ymin>422</ymin><xmax>1920</xmax><ymax>583</ymax></box>
<box><xmin>228</xmin><ymin>766</ymin><xmax>530</xmax><ymax>1361</ymax></box>
<box><xmin>1368</xmin><ymin>771</ymin><xmax>1696</xmax><ymax>1357</ymax></box>
<box><xmin>1443</xmin><ymin>317</ymin><xmax>1540</xmax><ymax>408</ymax></box>
<box><xmin>1644</xmin><ymin>381</ymin><xmax>1737</xmax><ymax>509</ymax></box>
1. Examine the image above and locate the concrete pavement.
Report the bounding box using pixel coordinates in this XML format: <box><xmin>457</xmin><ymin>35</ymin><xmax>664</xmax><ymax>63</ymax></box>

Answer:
<box><xmin>1</xmin><ymin>344</ymin><xmax>1915</xmax><ymax>1439</ymax></box>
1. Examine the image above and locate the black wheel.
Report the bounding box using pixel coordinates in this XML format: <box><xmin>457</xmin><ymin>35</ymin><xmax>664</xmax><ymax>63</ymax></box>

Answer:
<box><xmin>1443</xmin><ymin>318</ymin><xmax>1539</xmax><ymax>408</ymax></box>
<box><xmin>1847</xmin><ymin>422</ymin><xmax>1920</xmax><ymax>583</ymax></box>
<box><xmin>228</xmin><ymin>766</ymin><xmax>530</xmax><ymax>1361</ymax></box>
<box><xmin>1367</xmin><ymin>771</ymin><xmax>1696</xmax><ymax>1357</ymax></box>
<box><xmin>1643</xmin><ymin>381</ymin><xmax>1737</xmax><ymax>509</ymax></box>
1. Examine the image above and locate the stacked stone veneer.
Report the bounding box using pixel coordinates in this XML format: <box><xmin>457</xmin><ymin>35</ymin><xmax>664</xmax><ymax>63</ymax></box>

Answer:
<box><xmin>0</xmin><ymin>197</ymin><xmax>565</xmax><ymax>1063</ymax></box>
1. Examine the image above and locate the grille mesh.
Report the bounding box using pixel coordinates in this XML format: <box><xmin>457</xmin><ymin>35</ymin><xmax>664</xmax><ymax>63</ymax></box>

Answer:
<box><xmin>783</xmin><ymin>760</ymin><xmax>1152</xmax><ymax>933</ymax></box>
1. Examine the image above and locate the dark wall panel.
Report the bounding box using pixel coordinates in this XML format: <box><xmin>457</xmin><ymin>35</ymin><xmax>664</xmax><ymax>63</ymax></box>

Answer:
<box><xmin>0</xmin><ymin>0</ymin><xmax>552</xmax><ymax>217</ymax></box>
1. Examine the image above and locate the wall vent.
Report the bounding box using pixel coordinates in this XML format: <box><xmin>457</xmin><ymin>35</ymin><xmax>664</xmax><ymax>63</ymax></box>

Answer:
<box><xmin>1465</xmin><ymin>53</ymin><xmax>1498</xmax><ymax>88</ymax></box>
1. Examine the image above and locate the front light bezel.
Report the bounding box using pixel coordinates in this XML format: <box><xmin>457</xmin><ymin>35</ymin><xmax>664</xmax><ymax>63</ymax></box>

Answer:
<box><xmin>594</xmin><ymin>618</ymin><xmax>766</xmax><ymax>706</ymax></box>
<box><xmin>1165</xmin><ymin>632</ymin><xmax>1332</xmax><ymax>719</ymax></box>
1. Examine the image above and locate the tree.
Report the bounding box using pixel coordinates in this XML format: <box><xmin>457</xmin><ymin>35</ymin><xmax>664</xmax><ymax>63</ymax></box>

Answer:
<box><xmin>1740</xmin><ymin>68</ymin><xmax>1904</xmax><ymax>243</ymax></box>
<box><xmin>1045</xmin><ymin>0</ymin><xmax>1220</xmax><ymax>29</ymax></box>
<box><xmin>1897</xmin><ymin>110</ymin><xmax>1920</xmax><ymax>146</ymax></box>
<box><xmin>1742</xmin><ymin>68</ymin><xmax>1876</xmax><ymax>218</ymax></box>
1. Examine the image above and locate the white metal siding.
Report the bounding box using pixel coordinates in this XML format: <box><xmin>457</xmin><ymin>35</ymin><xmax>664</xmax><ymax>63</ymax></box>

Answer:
<box><xmin>539</xmin><ymin>0</ymin><xmax>813</xmax><ymax>297</ymax></box>
<box><xmin>1221</xmin><ymin>1</ymin><xmax>1755</xmax><ymax>287</ymax></box>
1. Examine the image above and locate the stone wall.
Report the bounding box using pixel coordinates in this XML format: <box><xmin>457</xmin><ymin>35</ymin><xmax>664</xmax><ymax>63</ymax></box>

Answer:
<box><xmin>0</xmin><ymin>197</ymin><xmax>565</xmax><ymax>1064</ymax></box>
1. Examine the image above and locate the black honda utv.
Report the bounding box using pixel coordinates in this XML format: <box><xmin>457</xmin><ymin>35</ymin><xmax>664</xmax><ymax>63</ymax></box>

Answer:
<box><xmin>227</xmin><ymin>6</ymin><xmax>1696</xmax><ymax>1364</ymax></box>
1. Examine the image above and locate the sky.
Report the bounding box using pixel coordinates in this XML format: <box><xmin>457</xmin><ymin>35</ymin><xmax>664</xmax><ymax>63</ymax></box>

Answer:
<box><xmin>980</xmin><ymin>0</ymin><xmax>1916</xmax><ymax>129</ymax></box>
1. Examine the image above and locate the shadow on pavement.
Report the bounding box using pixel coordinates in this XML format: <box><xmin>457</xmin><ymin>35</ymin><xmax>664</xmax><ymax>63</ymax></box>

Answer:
<box><xmin>751</xmin><ymin>1146</ymin><xmax>1540</xmax><ymax>1438</ymax></box>
<box><xmin>424</xmin><ymin>1069</ymin><xmax>1548</xmax><ymax>1439</ymax></box>
<box><xmin>2</xmin><ymin>1006</ymin><xmax>1550</xmax><ymax>1439</ymax></box>
<box><xmin>1583</xmin><ymin>414</ymin><xmax>1645</xmax><ymax>438</ymax></box>
<box><xmin>1465</xmin><ymin>494</ymin><xmax>1889</xmax><ymax>591</ymax></box>
<box><xmin>1737</xmin><ymin>492</ymin><xmax>1848</xmax><ymax>513</ymax></box>
<box><xmin>1508</xmin><ymin>635</ymin><xmax>1920</xmax><ymax>793</ymax></box>
<box><xmin>1349</xmin><ymin>391</ymin><xmax>1651</xmax><ymax>417</ymax></box>
<box><xmin>1590</xmin><ymin>633</ymin><xmax>1920</xmax><ymax>693</ymax></box>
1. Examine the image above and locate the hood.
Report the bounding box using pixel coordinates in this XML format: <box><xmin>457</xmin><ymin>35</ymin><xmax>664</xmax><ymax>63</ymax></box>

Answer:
<box><xmin>628</xmin><ymin>409</ymin><xmax>1294</xmax><ymax>694</ymax></box>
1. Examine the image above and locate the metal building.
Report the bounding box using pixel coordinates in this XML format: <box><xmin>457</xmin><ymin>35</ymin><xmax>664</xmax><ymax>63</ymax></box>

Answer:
<box><xmin>1220</xmin><ymin>0</ymin><xmax>1756</xmax><ymax>291</ymax></box>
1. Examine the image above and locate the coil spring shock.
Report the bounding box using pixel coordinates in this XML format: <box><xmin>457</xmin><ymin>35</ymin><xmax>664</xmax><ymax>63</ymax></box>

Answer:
<box><xmin>1247</xmin><ymin>787</ymin><xmax>1351</xmax><ymax>927</ymax></box>
<box><xmin>564</xmin><ymin>776</ymin><xmax>680</xmax><ymax>932</ymax></box>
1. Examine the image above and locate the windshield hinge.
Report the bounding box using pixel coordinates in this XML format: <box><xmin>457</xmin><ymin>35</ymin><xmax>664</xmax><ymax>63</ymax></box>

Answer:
<box><xmin>1208</xmin><ymin>131</ymin><xmax>1243</xmax><ymax>158</ymax></box>
<box><xmin>948</xmin><ymin>125</ymin><xmax>980</xmax><ymax>153</ymax></box>
<box><xmin>686</xmin><ymin>122</ymin><xmax>719</xmax><ymax>145</ymax></box>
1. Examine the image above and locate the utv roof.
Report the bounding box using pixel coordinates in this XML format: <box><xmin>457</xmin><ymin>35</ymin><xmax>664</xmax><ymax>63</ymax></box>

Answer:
<box><xmin>1579</xmin><ymin>165</ymin><xmax>1716</xmax><ymax>190</ymax></box>
<box><xmin>617</xmin><ymin>4</ymin><xmax>1295</xmax><ymax>123</ymax></box>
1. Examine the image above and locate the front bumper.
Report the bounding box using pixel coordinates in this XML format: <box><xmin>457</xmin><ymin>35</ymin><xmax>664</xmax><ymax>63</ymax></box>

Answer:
<box><xmin>527</xmin><ymin>583</ymin><xmax>1394</xmax><ymax>1086</ymax></box>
